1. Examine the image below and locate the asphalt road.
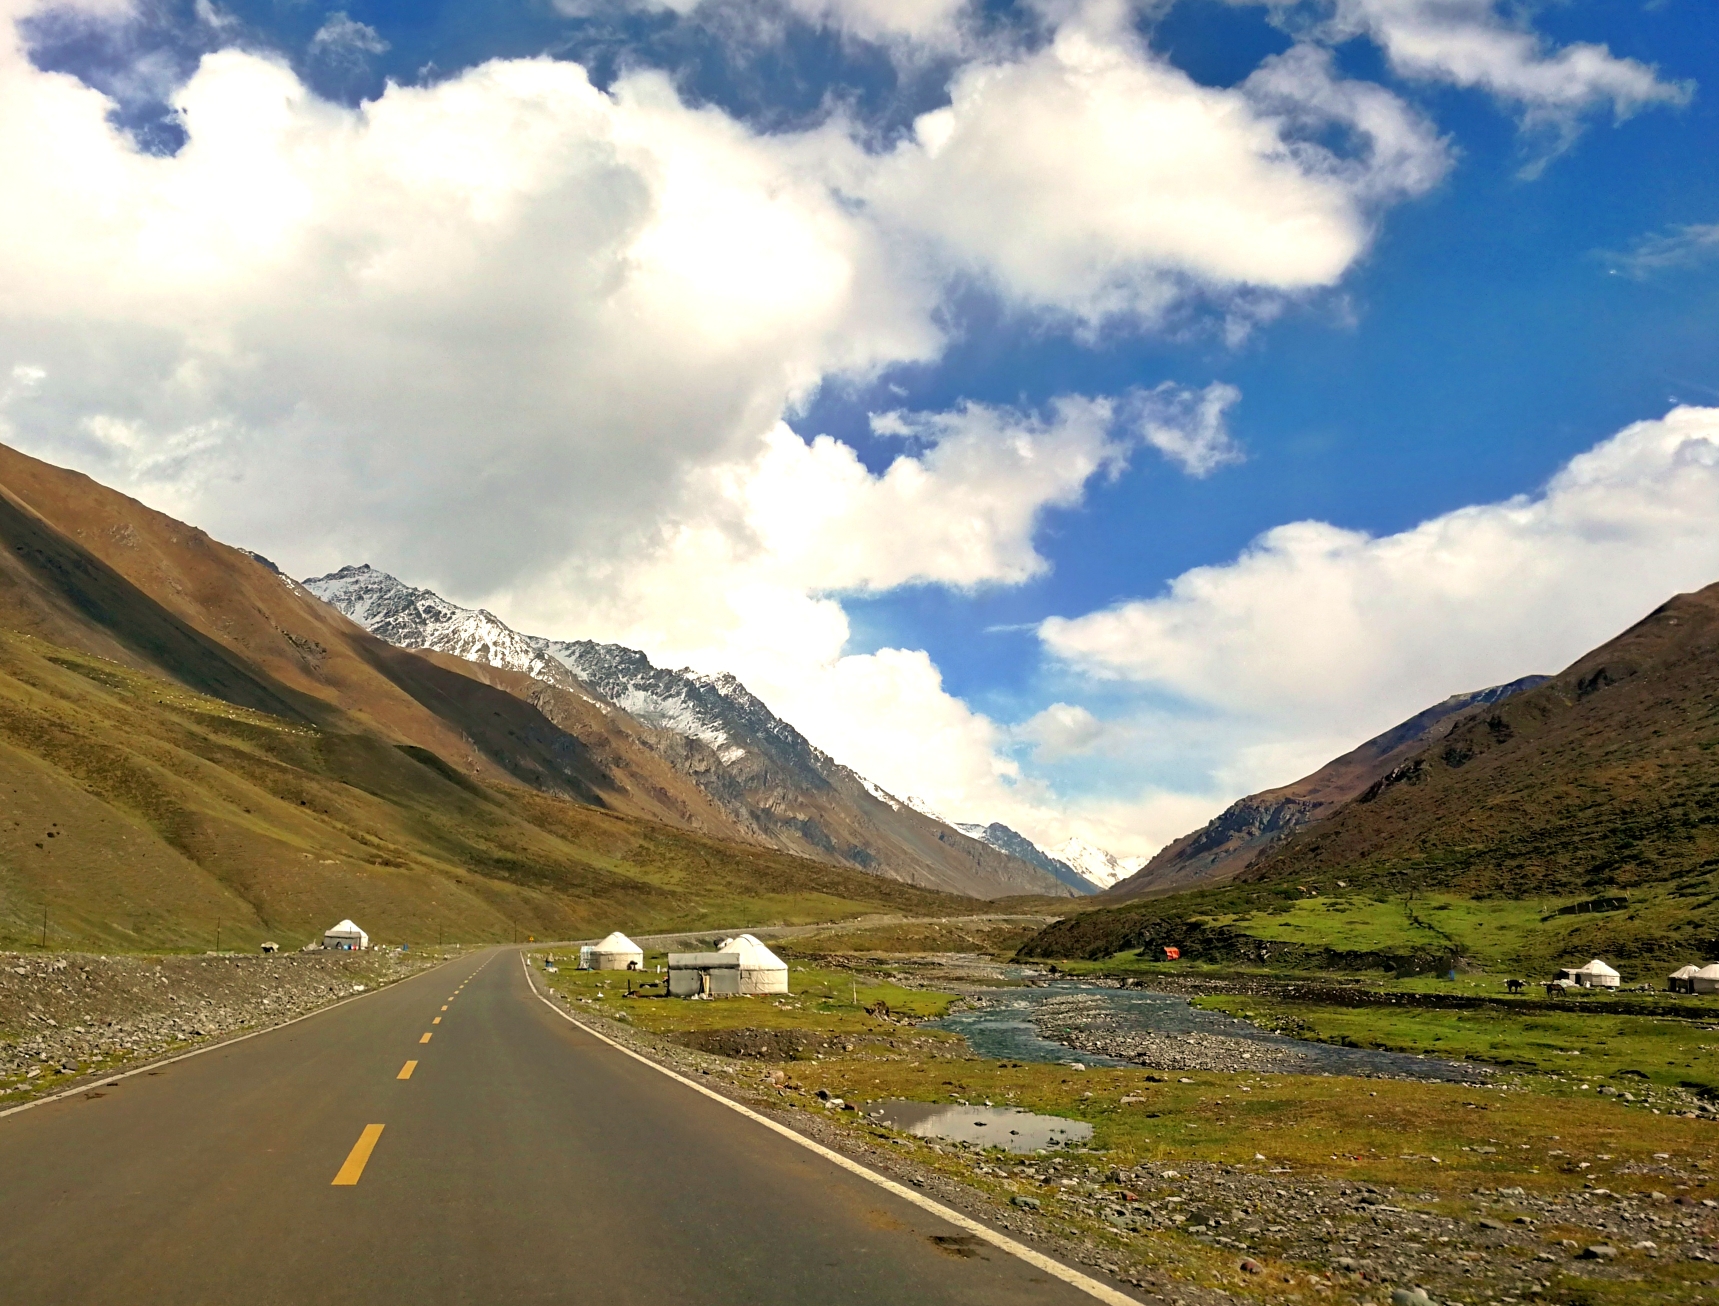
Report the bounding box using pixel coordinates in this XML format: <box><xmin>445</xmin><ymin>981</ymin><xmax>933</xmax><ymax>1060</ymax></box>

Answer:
<box><xmin>0</xmin><ymin>948</ymin><xmax>1110</xmax><ymax>1305</ymax></box>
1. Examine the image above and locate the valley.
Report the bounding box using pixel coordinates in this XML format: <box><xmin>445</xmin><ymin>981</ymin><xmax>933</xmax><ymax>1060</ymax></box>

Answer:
<box><xmin>3</xmin><ymin>435</ymin><xmax>1718</xmax><ymax>1305</ymax></box>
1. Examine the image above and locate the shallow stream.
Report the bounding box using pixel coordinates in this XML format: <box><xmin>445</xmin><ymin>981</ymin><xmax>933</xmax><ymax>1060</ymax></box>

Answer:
<box><xmin>933</xmin><ymin>982</ymin><xmax>1485</xmax><ymax>1083</ymax></box>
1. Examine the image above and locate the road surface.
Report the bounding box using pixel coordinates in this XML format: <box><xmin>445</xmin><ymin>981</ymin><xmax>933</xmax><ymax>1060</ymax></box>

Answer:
<box><xmin>0</xmin><ymin>948</ymin><xmax>1114</xmax><ymax>1304</ymax></box>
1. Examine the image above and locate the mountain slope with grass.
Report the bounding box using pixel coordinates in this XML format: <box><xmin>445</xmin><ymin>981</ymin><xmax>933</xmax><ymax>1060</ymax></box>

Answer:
<box><xmin>0</xmin><ymin>442</ymin><xmax>977</xmax><ymax>949</ymax></box>
<box><xmin>1022</xmin><ymin>583</ymin><xmax>1719</xmax><ymax>971</ymax></box>
<box><xmin>1104</xmin><ymin>675</ymin><xmax>1547</xmax><ymax>902</ymax></box>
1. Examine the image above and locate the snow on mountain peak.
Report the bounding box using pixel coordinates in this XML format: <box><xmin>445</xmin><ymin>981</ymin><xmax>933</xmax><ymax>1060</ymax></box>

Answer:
<box><xmin>1050</xmin><ymin>836</ymin><xmax>1140</xmax><ymax>891</ymax></box>
<box><xmin>304</xmin><ymin>565</ymin><xmax>823</xmax><ymax>766</ymax></box>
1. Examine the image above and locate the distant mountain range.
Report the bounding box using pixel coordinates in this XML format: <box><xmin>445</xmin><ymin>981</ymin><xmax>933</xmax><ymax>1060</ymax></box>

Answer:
<box><xmin>305</xmin><ymin>565</ymin><xmax>1079</xmax><ymax>898</ymax></box>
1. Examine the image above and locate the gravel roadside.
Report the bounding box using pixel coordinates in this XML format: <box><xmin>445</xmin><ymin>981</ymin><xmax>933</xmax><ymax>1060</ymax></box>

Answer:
<box><xmin>0</xmin><ymin>947</ymin><xmax>449</xmax><ymax>1102</ymax></box>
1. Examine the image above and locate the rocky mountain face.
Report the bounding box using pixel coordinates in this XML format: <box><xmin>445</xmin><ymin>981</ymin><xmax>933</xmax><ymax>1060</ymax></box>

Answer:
<box><xmin>1102</xmin><ymin>675</ymin><xmax>1548</xmax><ymax>902</ymax></box>
<box><xmin>304</xmin><ymin>565</ymin><xmax>1073</xmax><ymax>899</ymax></box>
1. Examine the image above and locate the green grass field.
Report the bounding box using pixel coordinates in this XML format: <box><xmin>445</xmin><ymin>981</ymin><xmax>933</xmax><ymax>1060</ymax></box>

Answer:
<box><xmin>1195</xmin><ymin>993</ymin><xmax>1719</xmax><ymax>1093</ymax></box>
<box><xmin>531</xmin><ymin>944</ymin><xmax>1719</xmax><ymax>1305</ymax></box>
<box><xmin>1047</xmin><ymin>886</ymin><xmax>1719</xmax><ymax>986</ymax></box>
<box><xmin>534</xmin><ymin>951</ymin><xmax>958</xmax><ymax>1038</ymax></box>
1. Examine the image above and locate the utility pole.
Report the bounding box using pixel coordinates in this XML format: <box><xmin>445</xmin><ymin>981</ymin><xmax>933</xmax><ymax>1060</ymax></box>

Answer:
<box><xmin>40</xmin><ymin>906</ymin><xmax>47</xmax><ymax>950</ymax></box>
<box><xmin>216</xmin><ymin>919</ymin><xmax>221</xmax><ymax>953</ymax></box>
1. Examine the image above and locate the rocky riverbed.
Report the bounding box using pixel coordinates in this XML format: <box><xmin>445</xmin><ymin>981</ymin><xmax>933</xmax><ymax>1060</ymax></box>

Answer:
<box><xmin>1031</xmin><ymin>991</ymin><xmax>1318</xmax><ymax>1074</ymax></box>
<box><xmin>0</xmin><ymin>948</ymin><xmax>443</xmax><ymax>1099</ymax></box>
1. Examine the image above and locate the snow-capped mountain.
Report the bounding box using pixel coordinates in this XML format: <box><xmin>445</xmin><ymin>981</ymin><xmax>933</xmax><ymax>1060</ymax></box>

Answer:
<box><xmin>954</xmin><ymin>821</ymin><xmax>1099</xmax><ymax>896</ymax></box>
<box><xmin>1051</xmin><ymin>836</ymin><xmax>1144</xmax><ymax>891</ymax></box>
<box><xmin>304</xmin><ymin>564</ymin><xmax>571</xmax><ymax>688</ymax></box>
<box><xmin>306</xmin><ymin>566</ymin><xmax>819</xmax><ymax>769</ymax></box>
<box><xmin>302</xmin><ymin>565</ymin><xmax>1076</xmax><ymax>899</ymax></box>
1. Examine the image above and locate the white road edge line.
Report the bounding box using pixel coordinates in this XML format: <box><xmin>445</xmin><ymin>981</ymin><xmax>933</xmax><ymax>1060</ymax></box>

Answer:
<box><xmin>522</xmin><ymin>954</ymin><xmax>1137</xmax><ymax>1306</ymax></box>
<box><xmin>0</xmin><ymin>950</ymin><xmax>478</xmax><ymax>1123</ymax></box>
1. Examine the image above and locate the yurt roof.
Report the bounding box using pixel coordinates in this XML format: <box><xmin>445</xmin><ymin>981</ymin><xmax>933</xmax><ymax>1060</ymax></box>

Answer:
<box><xmin>1697</xmin><ymin>963</ymin><xmax>1719</xmax><ymax>979</ymax></box>
<box><xmin>719</xmin><ymin>934</ymin><xmax>787</xmax><ymax>969</ymax></box>
<box><xmin>326</xmin><ymin>919</ymin><xmax>363</xmax><ymax>935</ymax></box>
<box><xmin>1582</xmin><ymin>959</ymin><xmax>1620</xmax><ymax>976</ymax></box>
<box><xmin>593</xmin><ymin>931</ymin><xmax>642</xmax><ymax>953</ymax></box>
<box><xmin>1672</xmin><ymin>965</ymin><xmax>1701</xmax><ymax>978</ymax></box>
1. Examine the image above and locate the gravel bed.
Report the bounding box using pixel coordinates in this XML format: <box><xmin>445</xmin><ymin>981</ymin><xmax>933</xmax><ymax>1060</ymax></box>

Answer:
<box><xmin>1031</xmin><ymin>992</ymin><xmax>1316</xmax><ymax>1074</ymax></box>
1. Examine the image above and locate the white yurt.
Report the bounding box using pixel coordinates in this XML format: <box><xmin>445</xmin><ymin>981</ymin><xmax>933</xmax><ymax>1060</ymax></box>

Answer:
<box><xmin>323</xmin><ymin>919</ymin><xmax>368</xmax><ymax>950</ymax></box>
<box><xmin>717</xmin><ymin>934</ymin><xmax>790</xmax><ymax>995</ymax></box>
<box><xmin>1570</xmin><ymin>959</ymin><xmax>1621</xmax><ymax>989</ymax></box>
<box><xmin>1671</xmin><ymin>964</ymin><xmax>1700</xmax><ymax>993</ymax></box>
<box><xmin>1693</xmin><ymin>963</ymin><xmax>1719</xmax><ymax>995</ymax></box>
<box><xmin>590</xmin><ymin>931</ymin><xmax>644</xmax><ymax>971</ymax></box>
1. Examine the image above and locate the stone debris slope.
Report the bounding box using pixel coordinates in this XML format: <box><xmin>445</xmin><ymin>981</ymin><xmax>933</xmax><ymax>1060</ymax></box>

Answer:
<box><xmin>0</xmin><ymin>949</ymin><xmax>436</xmax><ymax>1098</ymax></box>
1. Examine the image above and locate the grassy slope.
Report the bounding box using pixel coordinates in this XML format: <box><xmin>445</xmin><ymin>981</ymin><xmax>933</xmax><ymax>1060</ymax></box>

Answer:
<box><xmin>1193</xmin><ymin>990</ymin><xmax>1719</xmax><ymax>1094</ymax></box>
<box><xmin>1025</xmin><ymin>584</ymin><xmax>1719</xmax><ymax>968</ymax></box>
<box><xmin>0</xmin><ymin>632</ymin><xmax>973</xmax><ymax>951</ymax></box>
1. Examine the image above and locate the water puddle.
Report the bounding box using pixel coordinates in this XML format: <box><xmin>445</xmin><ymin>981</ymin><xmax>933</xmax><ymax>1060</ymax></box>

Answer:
<box><xmin>933</xmin><ymin>983</ymin><xmax>1485</xmax><ymax>1083</ymax></box>
<box><xmin>862</xmin><ymin>1099</ymin><xmax>1093</xmax><ymax>1152</ymax></box>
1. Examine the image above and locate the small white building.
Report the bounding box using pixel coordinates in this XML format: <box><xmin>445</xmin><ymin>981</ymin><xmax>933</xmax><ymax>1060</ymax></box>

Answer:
<box><xmin>1556</xmin><ymin>959</ymin><xmax>1620</xmax><ymax>989</ymax></box>
<box><xmin>589</xmin><ymin>931</ymin><xmax>644</xmax><ymax>971</ymax></box>
<box><xmin>718</xmin><ymin>934</ymin><xmax>790</xmax><ymax>995</ymax></box>
<box><xmin>1693</xmin><ymin>963</ymin><xmax>1719</xmax><ymax>995</ymax></box>
<box><xmin>1671</xmin><ymin>964</ymin><xmax>1701</xmax><ymax>993</ymax></box>
<box><xmin>668</xmin><ymin>951</ymin><xmax>741</xmax><ymax>996</ymax></box>
<box><xmin>323</xmin><ymin>919</ymin><xmax>369</xmax><ymax>950</ymax></box>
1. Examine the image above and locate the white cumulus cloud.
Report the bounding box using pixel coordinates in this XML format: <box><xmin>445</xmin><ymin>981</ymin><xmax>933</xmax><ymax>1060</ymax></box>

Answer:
<box><xmin>0</xmin><ymin>0</ymin><xmax>1466</xmax><ymax>865</ymax></box>
<box><xmin>1329</xmin><ymin>0</ymin><xmax>1690</xmax><ymax>120</ymax></box>
<box><xmin>1133</xmin><ymin>380</ymin><xmax>1243</xmax><ymax>477</ymax></box>
<box><xmin>1041</xmin><ymin>404</ymin><xmax>1719</xmax><ymax>804</ymax></box>
<box><xmin>863</xmin><ymin>21</ymin><xmax>1448</xmax><ymax>326</ymax></box>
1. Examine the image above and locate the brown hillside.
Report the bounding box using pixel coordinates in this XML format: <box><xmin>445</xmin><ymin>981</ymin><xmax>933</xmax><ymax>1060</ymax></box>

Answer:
<box><xmin>1236</xmin><ymin>584</ymin><xmax>1719</xmax><ymax>896</ymax></box>
<box><xmin>1106</xmin><ymin>676</ymin><xmax>1546</xmax><ymax>901</ymax></box>
<box><xmin>0</xmin><ymin>445</ymin><xmax>981</xmax><ymax>947</ymax></box>
<box><xmin>0</xmin><ymin>443</ymin><xmax>799</xmax><ymax>832</ymax></box>
<box><xmin>0</xmin><ymin>445</ymin><xmax>1066</xmax><ymax>897</ymax></box>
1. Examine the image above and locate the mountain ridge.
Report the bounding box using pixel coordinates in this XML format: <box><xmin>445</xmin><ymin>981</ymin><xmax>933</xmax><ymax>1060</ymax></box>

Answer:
<box><xmin>1018</xmin><ymin>582</ymin><xmax>1719</xmax><ymax>965</ymax></box>
<box><xmin>304</xmin><ymin>564</ymin><xmax>1074</xmax><ymax>899</ymax></box>
<box><xmin>1101</xmin><ymin>674</ymin><xmax>1549</xmax><ymax>902</ymax></box>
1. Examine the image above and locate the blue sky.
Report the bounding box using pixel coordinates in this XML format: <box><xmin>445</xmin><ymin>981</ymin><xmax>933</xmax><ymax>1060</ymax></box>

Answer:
<box><xmin>4</xmin><ymin>0</ymin><xmax>1718</xmax><ymax>858</ymax></box>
